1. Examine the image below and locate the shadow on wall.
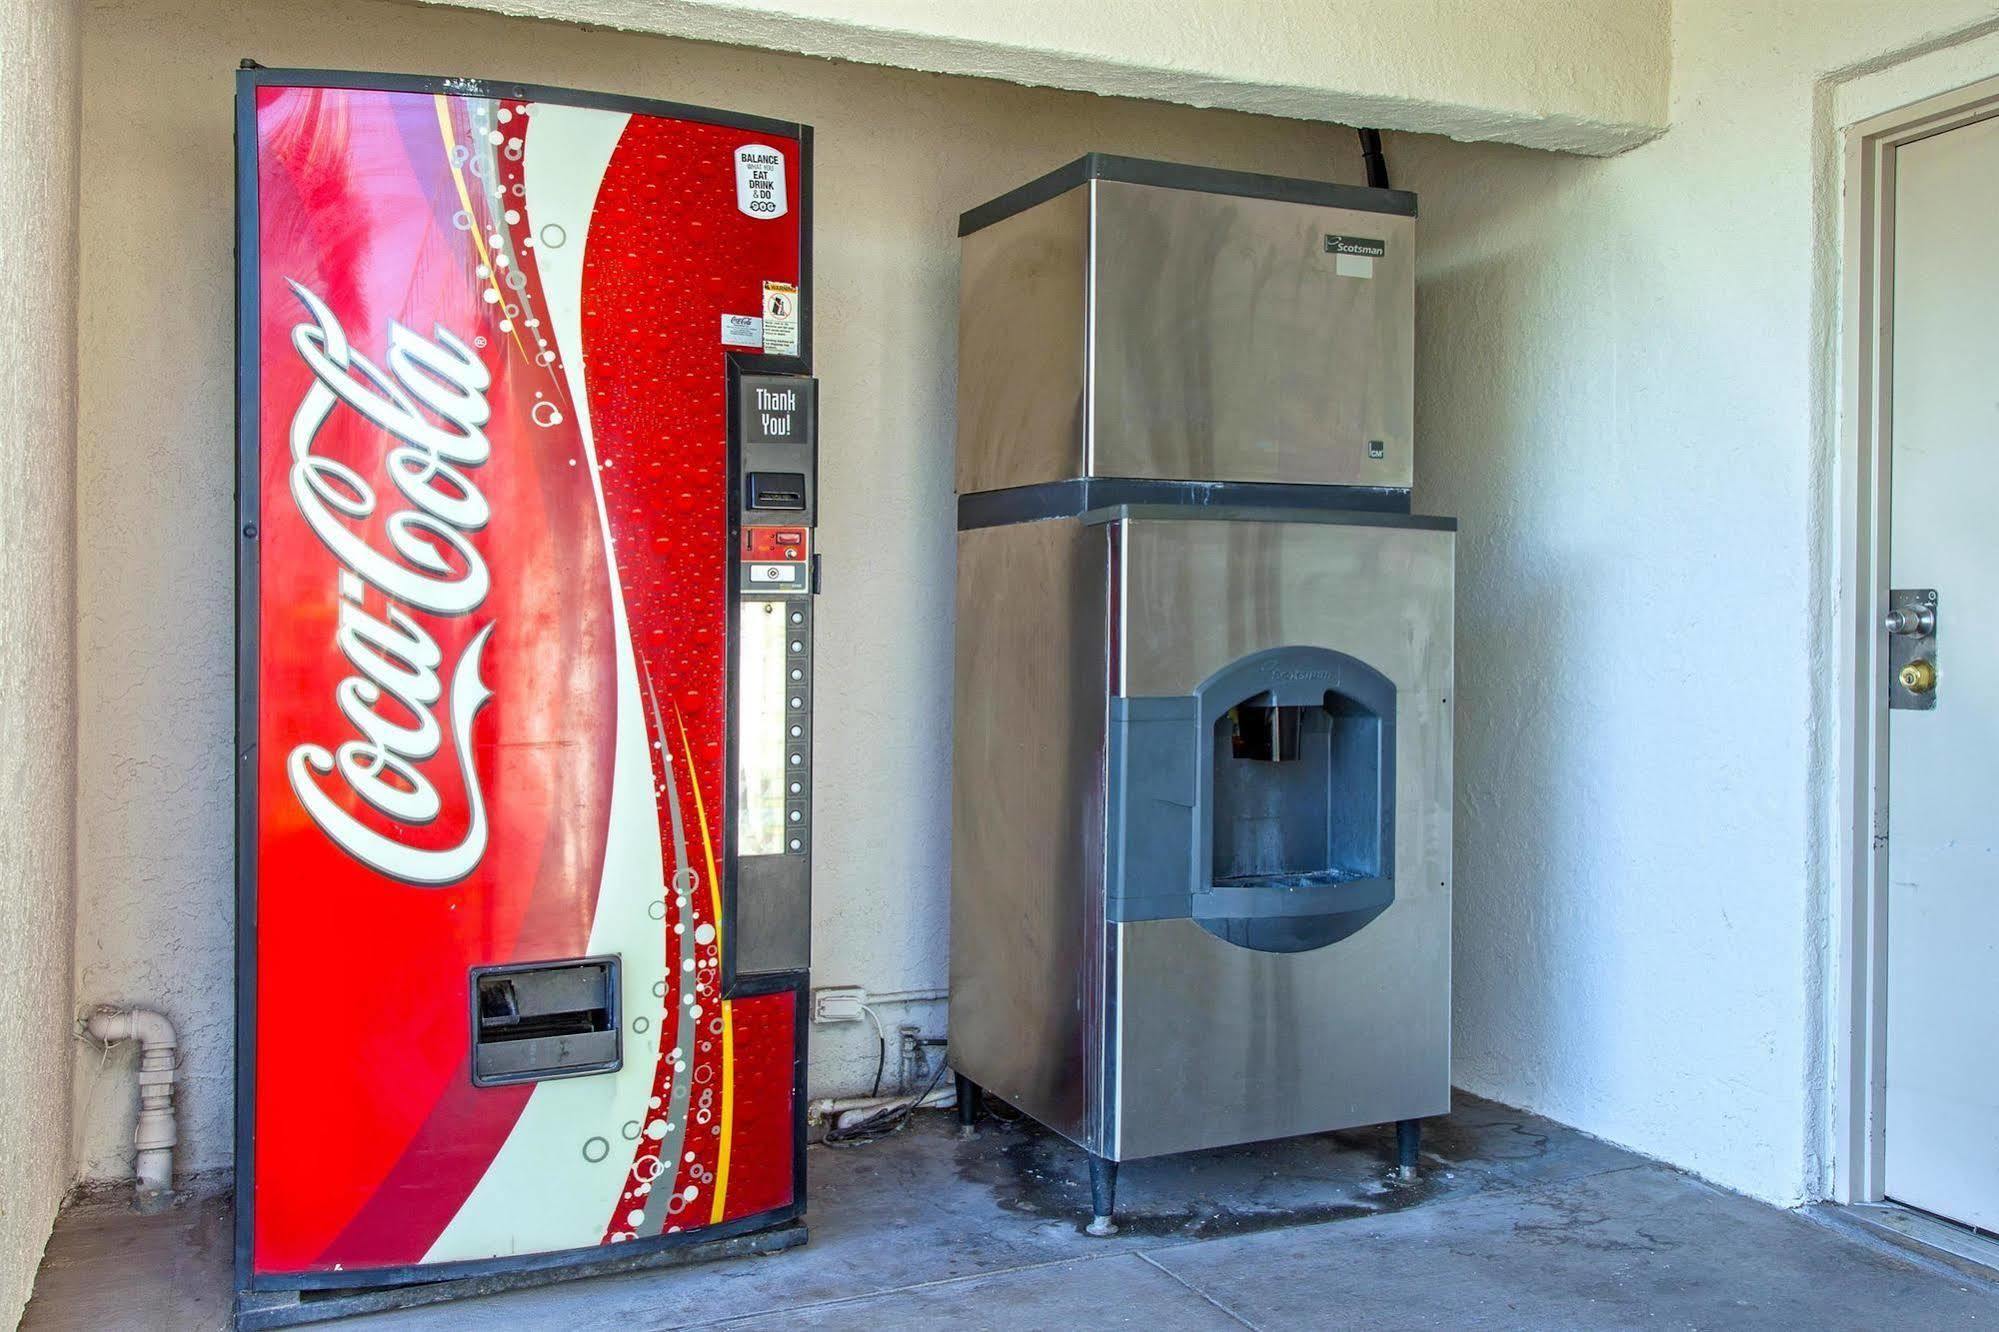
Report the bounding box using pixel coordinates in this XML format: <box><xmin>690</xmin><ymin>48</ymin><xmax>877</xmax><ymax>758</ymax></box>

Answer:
<box><xmin>1400</xmin><ymin>135</ymin><xmax>1650</xmax><ymax>1117</ymax></box>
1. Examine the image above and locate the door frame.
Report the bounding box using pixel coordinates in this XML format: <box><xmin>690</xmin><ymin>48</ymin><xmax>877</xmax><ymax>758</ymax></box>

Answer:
<box><xmin>1832</xmin><ymin>71</ymin><xmax>1999</xmax><ymax>1206</ymax></box>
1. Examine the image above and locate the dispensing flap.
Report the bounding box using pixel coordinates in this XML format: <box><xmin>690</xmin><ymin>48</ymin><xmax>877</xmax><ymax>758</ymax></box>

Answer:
<box><xmin>470</xmin><ymin>957</ymin><xmax>621</xmax><ymax>1086</ymax></box>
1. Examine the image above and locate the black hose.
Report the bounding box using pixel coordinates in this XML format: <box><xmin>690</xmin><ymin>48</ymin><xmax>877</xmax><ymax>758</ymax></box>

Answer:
<box><xmin>1357</xmin><ymin>128</ymin><xmax>1390</xmax><ymax>191</ymax></box>
<box><xmin>823</xmin><ymin>1054</ymin><xmax>953</xmax><ymax>1148</ymax></box>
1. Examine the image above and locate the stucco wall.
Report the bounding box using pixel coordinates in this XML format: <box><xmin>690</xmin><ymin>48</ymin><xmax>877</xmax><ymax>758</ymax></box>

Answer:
<box><xmin>0</xmin><ymin>0</ymin><xmax>80</xmax><ymax>1317</ymax></box>
<box><xmin>419</xmin><ymin>0</ymin><xmax>1672</xmax><ymax>156</ymax></box>
<box><xmin>70</xmin><ymin>0</ymin><xmax>1363</xmax><ymax>1180</ymax></box>
<box><xmin>1394</xmin><ymin>0</ymin><xmax>1999</xmax><ymax>1205</ymax></box>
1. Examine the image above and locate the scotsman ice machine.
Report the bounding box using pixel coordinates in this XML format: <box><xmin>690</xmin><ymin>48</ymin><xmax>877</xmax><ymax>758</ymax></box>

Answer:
<box><xmin>948</xmin><ymin>155</ymin><xmax>1455</xmax><ymax>1233</ymax></box>
<box><xmin>235</xmin><ymin>68</ymin><xmax>817</xmax><ymax>1325</ymax></box>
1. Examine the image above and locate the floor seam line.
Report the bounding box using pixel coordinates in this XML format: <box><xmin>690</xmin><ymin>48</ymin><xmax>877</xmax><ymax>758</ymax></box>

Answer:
<box><xmin>1136</xmin><ymin>1249</ymin><xmax>1262</xmax><ymax>1330</ymax></box>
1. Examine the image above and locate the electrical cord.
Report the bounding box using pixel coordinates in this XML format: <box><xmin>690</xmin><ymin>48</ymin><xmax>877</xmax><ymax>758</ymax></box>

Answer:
<box><xmin>859</xmin><ymin>1004</ymin><xmax>888</xmax><ymax>1098</ymax></box>
<box><xmin>822</xmin><ymin>1051</ymin><xmax>952</xmax><ymax>1148</ymax></box>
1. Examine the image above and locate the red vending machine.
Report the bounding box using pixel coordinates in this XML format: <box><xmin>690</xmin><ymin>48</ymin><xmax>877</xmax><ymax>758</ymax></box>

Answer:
<box><xmin>233</xmin><ymin>67</ymin><xmax>817</xmax><ymax>1326</ymax></box>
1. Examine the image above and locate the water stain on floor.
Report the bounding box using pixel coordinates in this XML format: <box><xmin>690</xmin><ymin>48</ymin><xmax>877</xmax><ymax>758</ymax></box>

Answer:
<box><xmin>954</xmin><ymin>1106</ymin><xmax>1453</xmax><ymax>1240</ymax></box>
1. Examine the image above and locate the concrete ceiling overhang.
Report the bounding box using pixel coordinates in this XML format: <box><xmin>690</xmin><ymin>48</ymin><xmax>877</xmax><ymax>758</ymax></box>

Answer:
<box><xmin>413</xmin><ymin>0</ymin><xmax>1671</xmax><ymax>156</ymax></box>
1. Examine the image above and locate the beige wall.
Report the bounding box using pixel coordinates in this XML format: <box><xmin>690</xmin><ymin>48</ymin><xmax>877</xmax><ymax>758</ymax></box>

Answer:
<box><xmin>0</xmin><ymin>0</ymin><xmax>81</xmax><ymax>1319</ymax></box>
<box><xmin>421</xmin><ymin>0</ymin><xmax>1671</xmax><ymax>155</ymax></box>
<box><xmin>72</xmin><ymin>0</ymin><xmax>1362</xmax><ymax>1180</ymax></box>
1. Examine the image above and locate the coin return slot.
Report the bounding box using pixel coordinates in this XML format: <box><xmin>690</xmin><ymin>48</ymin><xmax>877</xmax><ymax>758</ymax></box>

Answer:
<box><xmin>471</xmin><ymin>958</ymin><xmax>620</xmax><ymax>1087</ymax></box>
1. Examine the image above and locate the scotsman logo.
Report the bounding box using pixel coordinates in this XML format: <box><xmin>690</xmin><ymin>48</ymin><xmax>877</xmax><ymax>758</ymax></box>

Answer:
<box><xmin>282</xmin><ymin>281</ymin><xmax>497</xmax><ymax>886</ymax></box>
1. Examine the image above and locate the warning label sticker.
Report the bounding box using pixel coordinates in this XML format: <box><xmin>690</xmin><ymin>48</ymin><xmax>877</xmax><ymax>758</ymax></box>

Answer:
<box><xmin>722</xmin><ymin>312</ymin><xmax>764</xmax><ymax>347</ymax></box>
<box><xmin>762</xmin><ymin>281</ymin><xmax>800</xmax><ymax>357</ymax></box>
<box><xmin>734</xmin><ymin>144</ymin><xmax>789</xmax><ymax>220</ymax></box>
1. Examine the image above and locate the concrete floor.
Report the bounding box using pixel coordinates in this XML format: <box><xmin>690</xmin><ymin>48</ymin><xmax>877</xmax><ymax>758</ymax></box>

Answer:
<box><xmin>25</xmin><ymin>1092</ymin><xmax>1999</xmax><ymax>1330</ymax></box>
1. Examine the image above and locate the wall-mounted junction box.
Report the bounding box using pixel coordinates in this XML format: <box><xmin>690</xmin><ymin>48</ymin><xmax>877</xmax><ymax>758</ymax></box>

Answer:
<box><xmin>812</xmin><ymin>986</ymin><xmax>867</xmax><ymax>1023</ymax></box>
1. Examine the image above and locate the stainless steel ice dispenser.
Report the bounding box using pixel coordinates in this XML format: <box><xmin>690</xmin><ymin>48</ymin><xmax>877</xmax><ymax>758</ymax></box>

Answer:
<box><xmin>948</xmin><ymin>155</ymin><xmax>1455</xmax><ymax>1234</ymax></box>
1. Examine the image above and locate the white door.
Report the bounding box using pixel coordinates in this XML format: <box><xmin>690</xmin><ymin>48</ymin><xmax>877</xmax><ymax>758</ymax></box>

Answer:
<box><xmin>1885</xmin><ymin>111</ymin><xmax>1999</xmax><ymax>1233</ymax></box>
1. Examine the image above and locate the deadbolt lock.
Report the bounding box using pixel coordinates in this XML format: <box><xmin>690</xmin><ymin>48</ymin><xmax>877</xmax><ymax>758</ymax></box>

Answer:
<box><xmin>1898</xmin><ymin>659</ymin><xmax>1937</xmax><ymax>695</ymax></box>
<box><xmin>1884</xmin><ymin>605</ymin><xmax>1935</xmax><ymax>637</ymax></box>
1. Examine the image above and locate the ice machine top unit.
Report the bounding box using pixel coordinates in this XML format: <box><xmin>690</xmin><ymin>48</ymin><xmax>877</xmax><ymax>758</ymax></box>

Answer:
<box><xmin>948</xmin><ymin>154</ymin><xmax>1454</xmax><ymax>1235</ymax></box>
<box><xmin>956</xmin><ymin>152</ymin><xmax>1418</xmax><ymax>498</ymax></box>
<box><xmin>235</xmin><ymin>67</ymin><xmax>818</xmax><ymax>1315</ymax></box>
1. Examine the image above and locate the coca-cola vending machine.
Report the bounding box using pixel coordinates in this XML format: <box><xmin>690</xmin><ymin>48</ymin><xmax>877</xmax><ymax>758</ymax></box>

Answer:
<box><xmin>234</xmin><ymin>67</ymin><xmax>817</xmax><ymax>1325</ymax></box>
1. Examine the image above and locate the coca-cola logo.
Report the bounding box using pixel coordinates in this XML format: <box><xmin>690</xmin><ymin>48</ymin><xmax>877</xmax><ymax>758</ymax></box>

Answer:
<box><xmin>281</xmin><ymin>281</ymin><xmax>496</xmax><ymax>886</ymax></box>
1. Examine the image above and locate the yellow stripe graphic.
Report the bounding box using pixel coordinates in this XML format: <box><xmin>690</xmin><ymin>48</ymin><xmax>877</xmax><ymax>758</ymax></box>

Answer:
<box><xmin>674</xmin><ymin>701</ymin><xmax>734</xmax><ymax>1225</ymax></box>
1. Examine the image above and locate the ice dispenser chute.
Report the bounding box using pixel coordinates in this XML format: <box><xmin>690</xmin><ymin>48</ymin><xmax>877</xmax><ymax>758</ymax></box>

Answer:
<box><xmin>1108</xmin><ymin>646</ymin><xmax>1397</xmax><ymax>954</ymax></box>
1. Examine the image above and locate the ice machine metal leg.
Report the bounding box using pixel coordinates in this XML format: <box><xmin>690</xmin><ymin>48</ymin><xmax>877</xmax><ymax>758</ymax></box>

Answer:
<box><xmin>1087</xmin><ymin>1155</ymin><xmax>1119</xmax><ymax>1236</ymax></box>
<box><xmin>955</xmin><ymin>1071</ymin><xmax>982</xmax><ymax>1136</ymax></box>
<box><xmin>1396</xmin><ymin>1118</ymin><xmax>1422</xmax><ymax>1181</ymax></box>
